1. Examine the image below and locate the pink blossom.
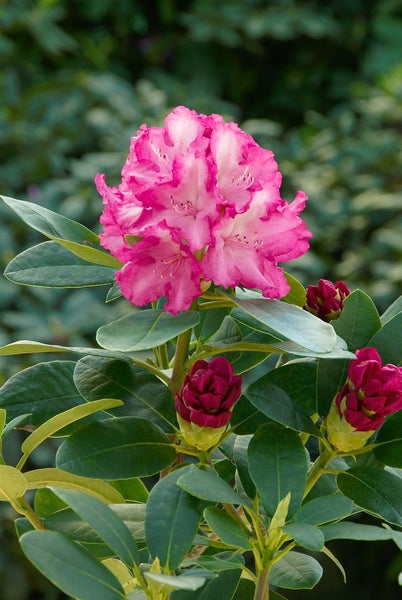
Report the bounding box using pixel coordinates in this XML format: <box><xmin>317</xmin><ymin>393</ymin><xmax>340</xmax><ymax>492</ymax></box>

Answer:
<box><xmin>95</xmin><ymin>106</ymin><xmax>311</xmax><ymax>313</ymax></box>
<box><xmin>305</xmin><ymin>279</ymin><xmax>350</xmax><ymax>322</ymax></box>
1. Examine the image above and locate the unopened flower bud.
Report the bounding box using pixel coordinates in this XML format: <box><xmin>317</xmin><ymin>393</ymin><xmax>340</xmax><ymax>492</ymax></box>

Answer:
<box><xmin>175</xmin><ymin>357</ymin><xmax>242</xmax><ymax>451</ymax></box>
<box><xmin>304</xmin><ymin>279</ymin><xmax>350</xmax><ymax>322</ymax></box>
<box><xmin>325</xmin><ymin>347</ymin><xmax>402</xmax><ymax>452</ymax></box>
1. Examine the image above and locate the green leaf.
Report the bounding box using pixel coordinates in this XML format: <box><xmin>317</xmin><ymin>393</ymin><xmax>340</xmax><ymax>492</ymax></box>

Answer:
<box><xmin>145</xmin><ymin>467</ymin><xmax>201</xmax><ymax>571</ymax></box>
<box><xmin>292</xmin><ymin>493</ymin><xmax>354</xmax><ymax>525</ymax></box>
<box><xmin>0</xmin><ymin>465</ymin><xmax>28</xmax><ymax>502</ymax></box>
<box><xmin>96</xmin><ymin>309</ymin><xmax>199</xmax><ymax>351</ymax></box>
<box><xmin>74</xmin><ymin>356</ymin><xmax>176</xmax><ymax>432</ymax></box>
<box><xmin>19</xmin><ymin>399</ymin><xmax>123</xmax><ymax>469</ymax></box>
<box><xmin>56</xmin><ymin>416</ymin><xmax>176</xmax><ymax>479</ymax></box>
<box><xmin>247</xmin><ymin>422</ymin><xmax>308</xmax><ymax>518</ymax></box>
<box><xmin>19</xmin><ymin>530</ymin><xmax>125</xmax><ymax>600</ymax></box>
<box><xmin>228</xmin><ymin>291</ymin><xmax>337</xmax><ymax>353</ymax></box>
<box><xmin>337</xmin><ymin>466</ymin><xmax>402</xmax><ymax>526</ymax></box>
<box><xmin>368</xmin><ymin>312</ymin><xmax>402</xmax><ymax>365</ymax></box>
<box><xmin>171</xmin><ymin>569</ymin><xmax>241</xmax><ymax>600</ymax></box>
<box><xmin>24</xmin><ymin>468</ymin><xmax>125</xmax><ymax>504</ymax></box>
<box><xmin>1</xmin><ymin>195</ymin><xmax>99</xmax><ymax>244</ymax></box>
<box><xmin>381</xmin><ymin>295</ymin><xmax>402</xmax><ymax>324</ymax></box>
<box><xmin>231</xmin><ymin>395</ymin><xmax>270</xmax><ymax>435</ymax></box>
<box><xmin>52</xmin><ymin>489</ymin><xmax>139</xmax><ymax>567</ymax></box>
<box><xmin>185</xmin><ymin>554</ymin><xmax>244</xmax><ymax>573</ymax></box>
<box><xmin>332</xmin><ymin>289</ymin><xmax>382</xmax><ymax>351</ymax></box>
<box><xmin>269</xmin><ymin>551</ymin><xmax>323</xmax><ymax>590</ymax></box>
<box><xmin>5</xmin><ymin>242</ymin><xmax>116</xmax><ymax>287</ymax></box>
<box><xmin>195</xmin><ymin>307</ymin><xmax>233</xmax><ymax>343</ymax></box>
<box><xmin>260</xmin><ymin>361</ymin><xmax>318</xmax><ymax>416</ymax></box>
<box><xmin>282</xmin><ymin>272</ymin><xmax>307</xmax><ymax>307</ymax></box>
<box><xmin>0</xmin><ymin>361</ymin><xmax>89</xmax><ymax>428</ymax></box>
<box><xmin>204</xmin><ymin>507</ymin><xmax>252</xmax><ymax>550</ymax></box>
<box><xmin>53</xmin><ymin>237</ymin><xmax>121</xmax><ymax>268</ymax></box>
<box><xmin>373</xmin><ymin>411</ymin><xmax>402</xmax><ymax>467</ymax></box>
<box><xmin>316</xmin><ymin>357</ymin><xmax>349</xmax><ymax>417</ymax></box>
<box><xmin>177</xmin><ymin>465</ymin><xmax>245</xmax><ymax>505</ymax></box>
<box><xmin>282</xmin><ymin>523</ymin><xmax>324</xmax><ymax>551</ymax></box>
<box><xmin>0</xmin><ymin>339</ymin><xmax>129</xmax><ymax>360</ymax></box>
<box><xmin>233</xmin><ymin>435</ymin><xmax>256</xmax><ymax>500</ymax></box>
<box><xmin>245</xmin><ymin>381</ymin><xmax>320</xmax><ymax>437</ymax></box>
<box><xmin>145</xmin><ymin>572</ymin><xmax>206</xmax><ymax>592</ymax></box>
<box><xmin>321</xmin><ymin>521</ymin><xmax>399</xmax><ymax>542</ymax></box>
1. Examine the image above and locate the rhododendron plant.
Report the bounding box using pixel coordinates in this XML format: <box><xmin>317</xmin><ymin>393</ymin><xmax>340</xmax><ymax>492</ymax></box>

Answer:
<box><xmin>95</xmin><ymin>105</ymin><xmax>311</xmax><ymax>313</ymax></box>
<box><xmin>0</xmin><ymin>108</ymin><xmax>401</xmax><ymax>600</ymax></box>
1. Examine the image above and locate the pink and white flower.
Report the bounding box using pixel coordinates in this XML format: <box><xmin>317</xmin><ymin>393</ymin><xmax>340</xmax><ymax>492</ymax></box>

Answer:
<box><xmin>96</xmin><ymin>106</ymin><xmax>312</xmax><ymax>314</ymax></box>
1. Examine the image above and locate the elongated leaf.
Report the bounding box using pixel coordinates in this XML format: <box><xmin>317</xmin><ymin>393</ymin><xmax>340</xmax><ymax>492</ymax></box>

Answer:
<box><xmin>260</xmin><ymin>361</ymin><xmax>318</xmax><ymax>417</ymax></box>
<box><xmin>145</xmin><ymin>468</ymin><xmax>201</xmax><ymax>570</ymax></box>
<box><xmin>269</xmin><ymin>551</ymin><xmax>323</xmax><ymax>590</ymax></box>
<box><xmin>381</xmin><ymin>295</ymin><xmax>402</xmax><ymax>324</ymax></box>
<box><xmin>233</xmin><ymin>435</ymin><xmax>256</xmax><ymax>500</ymax></box>
<box><xmin>56</xmin><ymin>417</ymin><xmax>176</xmax><ymax>479</ymax></box>
<box><xmin>204</xmin><ymin>507</ymin><xmax>252</xmax><ymax>550</ymax></box>
<box><xmin>248</xmin><ymin>422</ymin><xmax>308</xmax><ymax>518</ymax></box>
<box><xmin>229</xmin><ymin>292</ymin><xmax>337</xmax><ymax>353</ymax></box>
<box><xmin>178</xmin><ymin>465</ymin><xmax>245</xmax><ymax>505</ymax></box>
<box><xmin>74</xmin><ymin>356</ymin><xmax>176</xmax><ymax>432</ymax></box>
<box><xmin>368</xmin><ymin>312</ymin><xmax>402</xmax><ymax>365</ymax></box>
<box><xmin>283</xmin><ymin>273</ymin><xmax>307</xmax><ymax>307</ymax></box>
<box><xmin>245</xmin><ymin>381</ymin><xmax>320</xmax><ymax>437</ymax></box>
<box><xmin>96</xmin><ymin>309</ymin><xmax>199</xmax><ymax>351</ymax></box>
<box><xmin>24</xmin><ymin>468</ymin><xmax>125</xmax><ymax>503</ymax></box>
<box><xmin>282</xmin><ymin>523</ymin><xmax>324</xmax><ymax>551</ymax></box>
<box><xmin>145</xmin><ymin>573</ymin><xmax>206</xmax><ymax>592</ymax></box>
<box><xmin>332</xmin><ymin>290</ymin><xmax>381</xmax><ymax>351</ymax></box>
<box><xmin>19</xmin><ymin>399</ymin><xmax>123</xmax><ymax>468</ymax></box>
<box><xmin>0</xmin><ymin>465</ymin><xmax>28</xmax><ymax>502</ymax></box>
<box><xmin>171</xmin><ymin>569</ymin><xmax>242</xmax><ymax>600</ymax></box>
<box><xmin>373</xmin><ymin>411</ymin><xmax>402</xmax><ymax>467</ymax></box>
<box><xmin>53</xmin><ymin>489</ymin><xmax>139</xmax><ymax>567</ymax></box>
<box><xmin>292</xmin><ymin>493</ymin><xmax>353</xmax><ymax>525</ymax></box>
<box><xmin>19</xmin><ymin>530</ymin><xmax>125</xmax><ymax>600</ymax></box>
<box><xmin>5</xmin><ymin>242</ymin><xmax>116</xmax><ymax>287</ymax></box>
<box><xmin>337</xmin><ymin>467</ymin><xmax>402</xmax><ymax>526</ymax></box>
<box><xmin>1</xmin><ymin>195</ymin><xmax>99</xmax><ymax>244</ymax></box>
<box><xmin>321</xmin><ymin>521</ymin><xmax>399</xmax><ymax>542</ymax></box>
<box><xmin>0</xmin><ymin>361</ymin><xmax>86</xmax><ymax>427</ymax></box>
<box><xmin>53</xmin><ymin>237</ymin><xmax>121</xmax><ymax>268</ymax></box>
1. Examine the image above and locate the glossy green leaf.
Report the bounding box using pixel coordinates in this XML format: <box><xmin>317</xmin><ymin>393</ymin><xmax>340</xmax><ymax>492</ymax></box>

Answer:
<box><xmin>292</xmin><ymin>493</ymin><xmax>354</xmax><ymax>525</ymax></box>
<box><xmin>368</xmin><ymin>312</ymin><xmax>402</xmax><ymax>365</ymax></box>
<box><xmin>248</xmin><ymin>422</ymin><xmax>308</xmax><ymax>518</ymax></box>
<box><xmin>194</xmin><ymin>307</ymin><xmax>233</xmax><ymax>343</ymax></box>
<box><xmin>0</xmin><ymin>465</ymin><xmax>28</xmax><ymax>502</ymax></box>
<box><xmin>381</xmin><ymin>295</ymin><xmax>402</xmax><ymax>324</ymax></box>
<box><xmin>109</xmin><ymin>478</ymin><xmax>149</xmax><ymax>503</ymax></box>
<box><xmin>332</xmin><ymin>290</ymin><xmax>381</xmax><ymax>351</ymax></box>
<box><xmin>282</xmin><ymin>273</ymin><xmax>307</xmax><ymax>307</ymax></box>
<box><xmin>19</xmin><ymin>399</ymin><xmax>123</xmax><ymax>469</ymax></box>
<box><xmin>5</xmin><ymin>242</ymin><xmax>116</xmax><ymax>287</ymax></box>
<box><xmin>245</xmin><ymin>380</ymin><xmax>320</xmax><ymax>437</ymax></box>
<box><xmin>185</xmin><ymin>554</ymin><xmax>244</xmax><ymax>573</ymax></box>
<box><xmin>53</xmin><ymin>489</ymin><xmax>139</xmax><ymax>567</ymax></box>
<box><xmin>269</xmin><ymin>551</ymin><xmax>323</xmax><ymax>590</ymax></box>
<box><xmin>321</xmin><ymin>521</ymin><xmax>399</xmax><ymax>542</ymax></box>
<box><xmin>96</xmin><ymin>309</ymin><xmax>199</xmax><ymax>351</ymax></box>
<box><xmin>19</xmin><ymin>530</ymin><xmax>125</xmax><ymax>599</ymax></box>
<box><xmin>260</xmin><ymin>361</ymin><xmax>318</xmax><ymax>416</ymax></box>
<box><xmin>145</xmin><ymin>467</ymin><xmax>201</xmax><ymax>570</ymax></box>
<box><xmin>24</xmin><ymin>468</ymin><xmax>125</xmax><ymax>504</ymax></box>
<box><xmin>204</xmin><ymin>506</ymin><xmax>252</xmax><ymax>550</ymax></box>
<box><xmin>0</xmin><ymin>339</ymin><xmax>128</xmax><ymax>359</ymax></box>
<box><xmin>1</xmin><ymin>195</ymin><xmax>99</xmax><ymax>244</ymax></box>
<box><xmin>282</xmin><ymin>523</ymin><xmax>324</xmax><ymax>551</ymax></box>
<box><xmin>229</xmin><ymin>291</ymin><xmax>337</xmax><ymax>353</ymax></box>
<box><xmin>177</xmin><ymin>465</ymin><xmax>245</xmax><ymax>505</ymax></box>
<box><xmin>337</xmin><ymin>467</ymin><xmax>402</xmax><ymax>526</ymax></box>
<box><xmin>53</xmin><ymin>237</ymin><xmax>121</xmax><ymax>268</ymax></box>
<box><xmin>373</xmin><ymin>411</ymin><xmax>402</xmax><ymax>467</ymax></box>
<box><xmin>74</xmin><ymin>356</ymin><xmax>176</xmax><ymax>432</ymax></box>
<box><xmin>231</xmin><ymin>395</ymin><xmax>271</xmax><ymax>435</ymax></box>
<box><xmin>316</xmin><ymin>357</ymin><xmax>349</xmax><ymax>417</ymax></box>
<box><xmin>56</xmin><ymin>416</ymin><xmax>176</xmax><ymax>479</ymax></box>
<box><xmin>145</xmin><ymin>572</ymin><xmax>206</xmax><ymax>592</ymax></box>
<box><xmin>233</xmin><ymin>435</ymin><xmax>256</xmax><ymax>499</ymax></box>
<box><xmin>171</xmin><ymin>569</ymin><xmax>241</xmax><ymax>600</ymax></box>
<box><xmin>0</xmin><ymin>361</ymin><xmax>87</xmax><ymax>427</ymax></box>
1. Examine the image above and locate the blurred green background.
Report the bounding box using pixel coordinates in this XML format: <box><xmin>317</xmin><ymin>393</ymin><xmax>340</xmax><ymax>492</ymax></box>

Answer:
<box><xmin>0</xmin><ymin>0</ymin><xmax>401</xmax><ymax>598</ymax></box>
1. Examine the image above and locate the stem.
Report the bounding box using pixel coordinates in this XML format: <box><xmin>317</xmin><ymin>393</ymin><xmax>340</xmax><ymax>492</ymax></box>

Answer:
<box><xmin>222</xmin><ymin>503</ymin><xmax>251</xmax><ymax>535</ymax></box>
<box><xmin>304</xmin><ymin>447</ymin><xmax>337</xmax><ymax>498</ymax></box>
<box><xmin>254</xmin><ymin>566</ymin><xmax>270</xmax><ymax>600</ymax></box>
<box><xmin>170</xmin><ymin>327</ymin><xmax>193</xmax><ymax>393</ymax></box>
<box><xmin>13</xmin><ymin>497</ymin><xmax>46</xmax><ymax>530</ymax></box>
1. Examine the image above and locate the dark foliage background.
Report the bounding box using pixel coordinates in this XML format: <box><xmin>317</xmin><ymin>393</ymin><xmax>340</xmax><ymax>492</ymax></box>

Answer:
<box><xmin>0</xmin><ymin>1</ymin><xmax>401</xmax><ymax>598</ymax></box>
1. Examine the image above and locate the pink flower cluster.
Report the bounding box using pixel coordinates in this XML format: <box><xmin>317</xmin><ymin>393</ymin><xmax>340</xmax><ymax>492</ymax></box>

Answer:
<box><xmin>335</xmin><ymin>348</ymin><xmax>402</xmax><ymax>432</ymax></box>
<box><xmin>96</xmin><ymin>106</ymin><xmax>311</xmax><ymax>314</ymax></box>
<box><xmin>305</xmin><ymin>279</ymin><xmax>350</xmax><ymax>322</ymax></box>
